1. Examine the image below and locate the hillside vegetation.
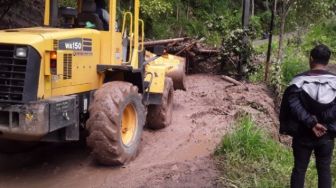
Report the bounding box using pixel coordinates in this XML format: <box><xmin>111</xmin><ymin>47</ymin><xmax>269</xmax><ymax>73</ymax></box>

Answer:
<box><xmin>216</xmin><ymin>115</ymin><xmax>336</xmax><ymax>187</ymax></box>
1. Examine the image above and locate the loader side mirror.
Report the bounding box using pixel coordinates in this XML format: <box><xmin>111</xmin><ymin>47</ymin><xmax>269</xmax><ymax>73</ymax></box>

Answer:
<box><xmin>153</xmin><ymin>45</ymin><xmax>166</xmax><ymax>56</ymax></box>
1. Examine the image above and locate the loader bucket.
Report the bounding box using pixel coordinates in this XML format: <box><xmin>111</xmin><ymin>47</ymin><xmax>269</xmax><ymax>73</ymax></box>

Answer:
<box><xmin>166</xmin><ymin>56</ymin><xmax>187</xmax><ymax>91</ymax></box>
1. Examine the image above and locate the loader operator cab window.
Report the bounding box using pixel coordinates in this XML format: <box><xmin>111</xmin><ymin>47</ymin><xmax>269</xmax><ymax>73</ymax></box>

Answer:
<box><xmin>116</xmin><ymin>0</ymin><xmax>133</xmax><ymax>32</ymax></box>
<box><xmin>47</xmin><ymin>0</ymin><xmax>109</xmax><ymax>30</ymax></box>
<box><xmin>58</xmin><ymin>0</ymin><xmax>78</xmax><ymax>28</ymax></box>
<box><xmin>116</xmin><ymin>0</ymin><xmax>134</xmax><ymax>63</ymax></box>
<box><xmin>76</xmin><ymin>0</ymin><xmax>108</xmax><ymax>30</ymax></box>
<box><xmin>95</xmin><ymin>0</ymin><xmax>109</xmax><ymax>30</ymax></box>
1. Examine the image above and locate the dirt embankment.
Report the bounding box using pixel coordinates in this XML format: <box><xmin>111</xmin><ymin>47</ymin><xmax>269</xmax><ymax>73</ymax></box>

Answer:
<box><xmin>0</xmin><ymin>75</ymin><xmax>278</xmax><ymax>188</ymax></box>
<box><xmin>0</xmin><ymin>1</ymin><xmax>43</xmax><ymax>29</ymax></box>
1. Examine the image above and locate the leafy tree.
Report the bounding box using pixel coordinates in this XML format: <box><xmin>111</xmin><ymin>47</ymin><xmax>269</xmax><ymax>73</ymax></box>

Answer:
<box><xmin>140</xmin><ymin>0</ymin><xmax>173</xmax><ymax>19</ymax></box>
<box><xmin>276</xmin><ymin>0</ymin><xmax>335</xmax><ymax>60</ymax></box>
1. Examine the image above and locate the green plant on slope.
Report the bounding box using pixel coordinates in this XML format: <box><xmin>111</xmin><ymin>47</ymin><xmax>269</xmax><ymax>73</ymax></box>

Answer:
<box><xmin>220</xmin><ymin>28</ymin><xmax>256</xmax><ymax>77</ymax></box>
<box><xmin>302</xmin><ymin>19</ymin><xmax>336</xmax><ymax>57</ymax></box>
<box><xmin>214</xmin><ymin>115</ymin><xmax>336</xmax><ymax>187</ymax></box>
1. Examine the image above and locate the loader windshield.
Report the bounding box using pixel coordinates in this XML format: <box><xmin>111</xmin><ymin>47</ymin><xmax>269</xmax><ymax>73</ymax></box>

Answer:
<box><xmin>45</xmin><ymin>0</ymin><xmax>111</xmax><ymax>31</ymax></box>
<box><xmin>116</xmin><ymin>0</ymin><xmax>133</xmax><ymax>32</ymax></box>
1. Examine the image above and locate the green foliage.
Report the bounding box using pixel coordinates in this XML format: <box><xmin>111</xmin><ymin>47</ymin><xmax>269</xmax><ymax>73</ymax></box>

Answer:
<box><xmin>59</xmin><ymin>0</ymin><xmax>77</xmax><ymax>7</ymax></box>
<box><xmin>140</xmin><ymin>0</ymin><xmax>335</xmax><ymax>45</ymax></box>
<box><xmin>248</xmin><ymin>64</ymin><xmax>264</xmax><ymax>83</ymax></box>
<box><xmin>290</xmin><ymin>0</ymin><xmax>336</xmax><ymax>28</ymax></box>
<box><xmin>281</xmin><ymin>47</ymin><xmax>308</xmax><ymax>84</ymax></box>
<box><xmin>250</xmin><ymin>18</ymin><xmax>335</xmax><ymax>93</ymax></box>
<box><xmin>215</xmin><ymin>115</ymin><xmax>293</xmax><ymax>187</ymax></box>
<box><xmin>220</xmin><ymin>28</ymin><xmax>256</xmax><ymax>77</ymax></box>
<box><xmin>302</xmin><ymin>19</ymin><xmax>336</xmax><ymax>56</ymax></box>
<box><xmin>276</xmin><ymin>19</ymin><xmax>334</xmax><ymax>89</ymax></box>
<box><xmin>141</xmin><ymin>0</ymin><xmax>243</xmax><ymax>44</ymax></box>
<box><xmin>250</xmin><ymin>16</ymin><xmax>263</xmax><ymax>39</ymax></box>
<box><xmin>215</xmin><ymin>115</ymin><xmax>336</xmax><ymax>187</ymax></box>
<box><xmin>141</xmin><ymin>0</ymin><xmax>173</xmax><ymax>19</ymax></box>
<box><xmin>205</xmin><ymin>10</ymin><xmax>241</xmax><ymax>36</ymax></box>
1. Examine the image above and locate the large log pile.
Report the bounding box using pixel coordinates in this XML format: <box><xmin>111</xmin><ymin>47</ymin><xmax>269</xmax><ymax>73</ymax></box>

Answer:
<box><xmin>144</xmin><ymin>38</ymin><xmax>222</xmax><ymax>74</ymax></box>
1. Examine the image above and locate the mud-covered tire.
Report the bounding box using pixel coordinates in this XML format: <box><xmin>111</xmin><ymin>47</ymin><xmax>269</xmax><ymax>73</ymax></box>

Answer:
<box><xmin>146</xmin><ymin>78</ymin><xmax>174</xmax><ymax>129</ymax></box>
<box><xmin>86</xmin><ymin>82</ymin><xmax>145</xmax><ymax>166</ymax></box>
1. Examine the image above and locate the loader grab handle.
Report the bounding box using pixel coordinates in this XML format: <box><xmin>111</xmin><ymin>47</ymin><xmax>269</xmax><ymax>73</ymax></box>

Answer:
<box><xmin>139</xmin><ymin>19</ymin><xmax>145</xmax><ymax>52</ymax></box>
<box><xmin>121</xmin><ymin>12</ymin><xmax>134</xmax><ymax>64</ymax></box>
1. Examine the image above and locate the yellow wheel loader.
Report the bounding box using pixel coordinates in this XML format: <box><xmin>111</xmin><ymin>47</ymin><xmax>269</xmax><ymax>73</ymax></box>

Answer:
<box><xmin>0</xmin><ymin>0</ymin><xmax>186</xmax><ymax>165</ymax></box>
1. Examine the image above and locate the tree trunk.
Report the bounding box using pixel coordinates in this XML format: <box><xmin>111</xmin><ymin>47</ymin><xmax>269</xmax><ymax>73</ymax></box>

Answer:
<box><xmin>278</xmin><ymin>17</ymin><xmax>285</xmax><ymax>60</ymax></box>
<box><xmin>186</xmin><ymin>0</ymin><xmax>190</xmax><ymax>20</ymax></box>
<box><xmin>266</xmin><ymin>0</ymin><xmax>270</xmax><ymax>11</ymax></box>
<box><xmin>264</xmin><ymin>0</ymin><xmax>277</xmax><ymax>81</ymax></box>
<box><xmin>278</xmin><ymin>7</ymin><xmax>288</xmax><ymax>61</ymax></box>
<box><xmin>251</xmin><ymin>0</ymin><xmax>255</xmax><ymax>16</ymax></box>
<box><xmin>277</xmin><ymin>0</ymin><xmax>295</xmax><ymax>61</ymax></box>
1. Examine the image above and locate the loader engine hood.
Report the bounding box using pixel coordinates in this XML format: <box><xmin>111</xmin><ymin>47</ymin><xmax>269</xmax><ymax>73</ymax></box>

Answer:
<box><xmin>0</xmin><ymin>27</ymin><xmax>97</xmax><ymax>104</ymax></box>
<box><xmin>0</xmin><ymin>27</ymin><xmax>98</xmax><ymax>53</ymax></box>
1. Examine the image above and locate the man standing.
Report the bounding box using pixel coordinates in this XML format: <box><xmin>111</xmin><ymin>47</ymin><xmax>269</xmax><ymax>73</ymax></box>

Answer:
<box><xmin>280</xmin><ymin>44</ymin><xmax>335</xmax><ymax>188</ymax></box>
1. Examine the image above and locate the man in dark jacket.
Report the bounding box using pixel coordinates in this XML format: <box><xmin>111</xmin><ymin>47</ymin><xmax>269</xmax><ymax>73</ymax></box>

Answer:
<box><xmin>280</xmin><ymin>44</ymin><xmax>335</xmax><ymax>188</ymax></box>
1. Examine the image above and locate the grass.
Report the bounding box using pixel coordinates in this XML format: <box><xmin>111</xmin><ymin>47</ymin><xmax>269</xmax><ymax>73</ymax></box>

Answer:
<box><xmin>214</xmin><ymin>115</ymin><xmax>336</xmax><ymax>187</ymax></box>
<box><xmin>302</xmin><ymin>18</ymin><xmax>336</xmax><ymax>56</ymax></box>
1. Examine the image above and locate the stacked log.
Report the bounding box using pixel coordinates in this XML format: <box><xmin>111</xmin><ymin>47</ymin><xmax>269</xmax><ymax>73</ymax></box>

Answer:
<box><xmin>144</xmin><ymin>38</ymin><xmax>221</xmax><ymax>74</ymax></box>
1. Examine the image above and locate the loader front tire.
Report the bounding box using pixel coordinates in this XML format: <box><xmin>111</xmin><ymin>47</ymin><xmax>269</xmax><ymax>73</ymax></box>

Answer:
<box><xmin>86</xmin><ymin>82</ymin><xmax>145</xmax><ymax>166</ymax></box>
<box><xmin>146</xmin><ymin>78</ymin><xmax>174</xmax><ymax>129</ymax></box>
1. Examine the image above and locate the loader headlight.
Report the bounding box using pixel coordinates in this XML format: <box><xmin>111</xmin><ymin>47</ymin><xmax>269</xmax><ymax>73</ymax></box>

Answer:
<box><xmin>15</xmin><ymin>47</ymin><xmax>28</xmax><ymax>58</ymax></box>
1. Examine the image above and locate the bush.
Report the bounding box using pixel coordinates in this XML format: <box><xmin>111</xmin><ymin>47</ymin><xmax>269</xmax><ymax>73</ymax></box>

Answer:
<box><xmin>281</xmin><ymin>46</ymin><xmax>308</xmax><ymax>85</ymax></box>
<box><xmin>220</xmin><ymin>28</ymin><xmax>256</xmax><ymax>77</ymax></box>
<box><xmin>302</xmin><ymin>19</ymin><xmax>336</xmax><ymax>57</ymax></box>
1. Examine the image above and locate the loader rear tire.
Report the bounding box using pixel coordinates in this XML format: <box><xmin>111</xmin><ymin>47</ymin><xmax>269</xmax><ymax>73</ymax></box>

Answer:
<box><xmin>146</xmin><ymin>78</ymin><xmax>174</xmax><ymax>129</ymax></box>
<box><xmin>86</xmin><ymin>82</ymin><xmax>145</xmax><ymax>166</ymax></box>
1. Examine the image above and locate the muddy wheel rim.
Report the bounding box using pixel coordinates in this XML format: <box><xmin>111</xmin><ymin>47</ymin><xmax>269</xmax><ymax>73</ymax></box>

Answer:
<box><xmin>121</xmin><ymin>104</ymin><xmax>137</xmax><ymax>146</ymax></box>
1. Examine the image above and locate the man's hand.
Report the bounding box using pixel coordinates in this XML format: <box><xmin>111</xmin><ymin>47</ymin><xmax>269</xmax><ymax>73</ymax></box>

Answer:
<box><xmin>312</xmin><ymin>123</ymin><xmax>327</xmax><ymax>137</ymax></box>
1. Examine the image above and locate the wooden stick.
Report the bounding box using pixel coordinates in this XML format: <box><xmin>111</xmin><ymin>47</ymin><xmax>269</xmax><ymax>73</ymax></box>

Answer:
<box><xmin>221</xmin><ymin>75</ymin><xmax>249</xmax><ymax>91</ymax></box>
<box><xmin>176</xmin><ymin>38</ymin><xmax>205</xmax><ymax>55</ymax></box>
<box><xmin>196</xmin><ymin>49</ymin><xmax>220</xmax><ymax>54</ymax></box>
<box><xmin>143</xmin><ymin>38</ymin><xmax>187</xmax><ymax>47</ymax></box>
<box><xmin>221</xmin><ymin>76</ymin><xmax>242</xmax><ymax>86</ymax></box>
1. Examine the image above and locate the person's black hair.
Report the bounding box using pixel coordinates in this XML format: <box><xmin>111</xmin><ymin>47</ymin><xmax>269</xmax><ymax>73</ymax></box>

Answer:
<box><xmin>95</xmin><ymin>0</ymin><xmax>107</xmax><ymax>9</ymax></box>
<box><xmin>310</xmin><ymin>44</ymin><xmax>332</xmax><ymax>65</ymax></box>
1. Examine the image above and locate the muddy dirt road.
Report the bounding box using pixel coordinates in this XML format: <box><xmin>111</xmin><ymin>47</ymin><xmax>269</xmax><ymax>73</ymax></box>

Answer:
<box><xmin>0</xmin><ymin>75</ymin><xmax>277</xmax><ymax>188</ymax></box>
